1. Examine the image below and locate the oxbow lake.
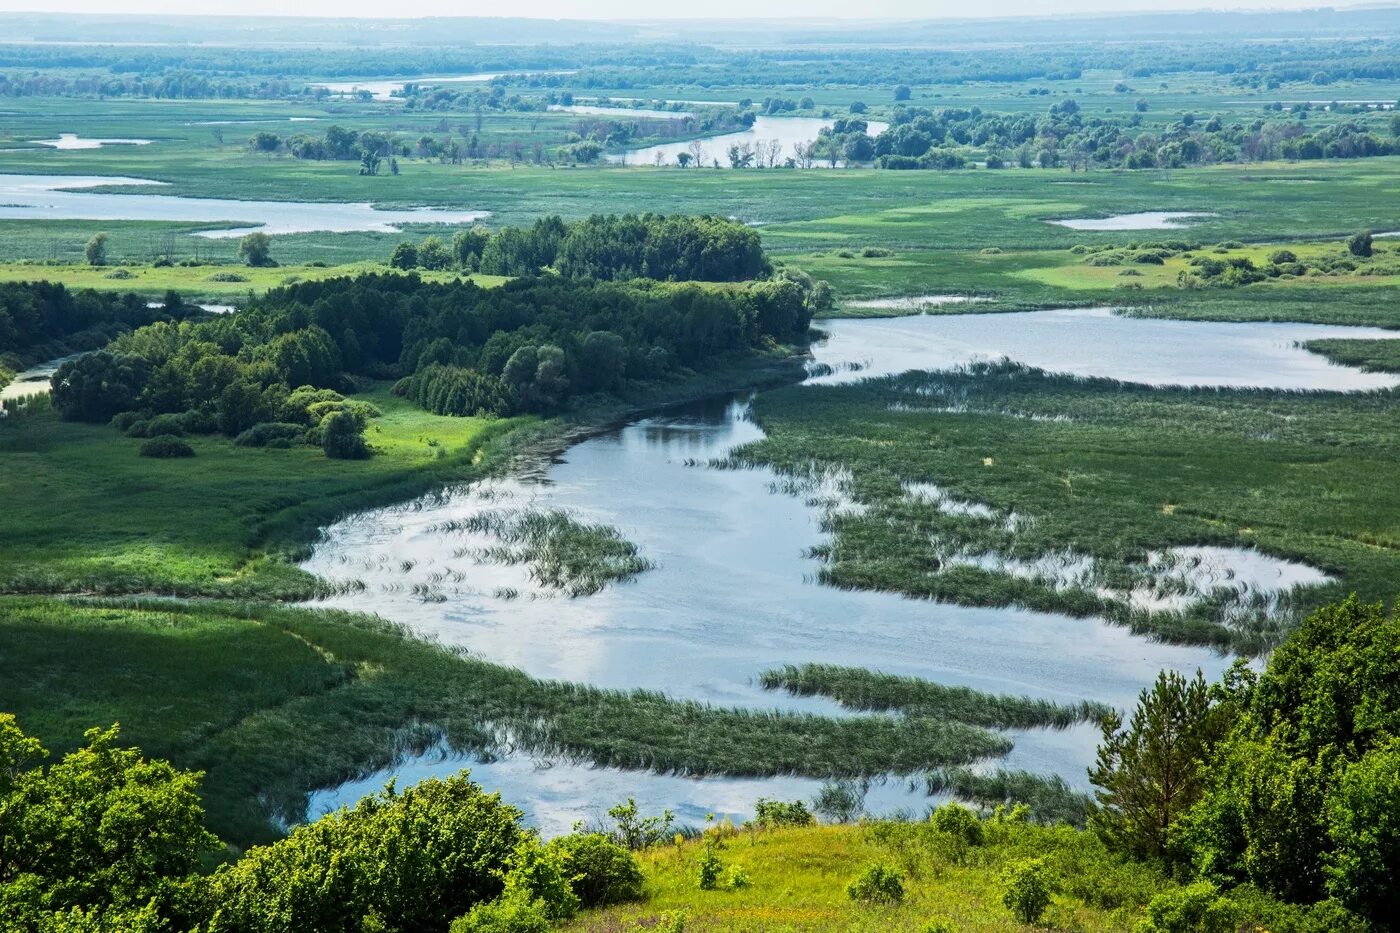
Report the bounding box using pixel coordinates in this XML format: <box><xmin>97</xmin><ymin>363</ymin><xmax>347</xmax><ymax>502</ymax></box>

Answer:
<box><xmin>0</xmin><ymin>174</ymin><xmax>487</xmax><ymax>237</ymax></box>
<box><xmin>300</xmin><ymin>308</ymin><xmax>1400</xmax><ymax>832</ymax></box>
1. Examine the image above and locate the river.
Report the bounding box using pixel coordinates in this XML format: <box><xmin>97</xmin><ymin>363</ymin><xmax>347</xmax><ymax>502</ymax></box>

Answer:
<box><xmin>298</xmin><ymin>307</ymin><xmax>1400</xmax><ymax>831</ymax></box>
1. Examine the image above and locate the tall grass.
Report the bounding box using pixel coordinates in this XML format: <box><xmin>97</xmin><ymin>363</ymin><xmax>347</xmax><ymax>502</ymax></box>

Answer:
<box><xmin>434</xmin><ymin>507</ymin><xmax>653</xmax><ymax>596</ymax></box>
<box><xmin>760</xmin><ymin>663</ymin><xmax>1111</xmax><ymax>730</ymax></box>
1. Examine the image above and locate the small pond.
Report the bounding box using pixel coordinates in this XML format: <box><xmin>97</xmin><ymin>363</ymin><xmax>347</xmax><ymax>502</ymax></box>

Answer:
<box><xmin>1049</xmin><ymin>211</ymin><xmax>1216</xmax><ymax>231</ymax></box>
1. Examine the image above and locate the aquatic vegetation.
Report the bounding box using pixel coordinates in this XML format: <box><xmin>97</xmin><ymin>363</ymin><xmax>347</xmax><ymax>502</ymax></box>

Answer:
<box><xmin>759</xmin><ymin>664</ymin><xmax>1110</xmax><ymax>729</ymax></box>
<box><xmin>433</xmin><ymin>507</ymin><xmax>653</xmax><ymax>596</ymax></box>
<box><xmin>737</xmin><ymin>362</ymin><xmax>1394</xmax><ymax>652</ymax></box>
<box><xmin>0</xmin><ymin>596</ymin><xmax>1018</xmax><ymax>846</ymax></box>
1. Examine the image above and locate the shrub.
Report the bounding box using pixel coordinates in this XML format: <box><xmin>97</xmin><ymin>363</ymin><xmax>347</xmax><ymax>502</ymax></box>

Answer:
<box><xmin>753</xmin><ymin>798</ymin><xmax>814</xmax><ymax>828</ymax></box>
<box><xmin>321</xmin><ymin>410</ymin><xmax>370</xmax><ymax>460</ymax></box>
<box><xmin>921</xmin><ymin>922</ymin><xmax>956</xmax><ymax>933</ymax></box>
<box><xmin>724</xmin><ymin>866</ymin><xmax>751</xmax><ymax>890</ymax></box>
<box><xmin>1137</xmin><ymin>882</ymin><xmax>1238</xmax><ymax>933</ymax></box>
<box><xmin>103</xmin><ymin>268</ymin><xmax>134</xmax><ymax>280</ymax></box>
<box><xmin>930</xmin><ymin>802</ymin><xmax>984</xmax><ymax>846</ymax></box>
<box><xmin>980</xmin><ymin>246</ymin><xmax>1002</xmax><ymax>254</ymax></box>
<box><xmin>1269</xmin><ymin>249</ymin><xmax>1298</xmax><ymax>264</ymax></box>
<box><xmin>205</xmin><ymin>775</ymin><xmax>525</xmax><ymax>933</ymax></box>
<box><xmin>500</xmin><ymin>838</ymin><xmax>578</xmax><ymax>921</ymax></box>
<box><xmin>1346</xmin><ymin>231</ymin><xmax>1374</xmax><ymax>258</ymax></box>
<box><xmin>1002</xmin><ymin>857</ymin><xmax>1053</xmax><ymax>924</ymax></box>
<box><xmin>208</xmin><ymin>272</ymin><xmax>248</xmax><ymax>283</ymax></box>
<box><xmin>860</xmin><ymin>247</ymin><xmax>893</xmax><ymax>258</ymax></box>
<box><xmin>234</xmin><ymin>422</ymin><xmax>306</xmax><ymax>448</ymax></box>
<box><xmin>448</xmin><ymin>894</ymin><xmax>550</xmax><ymax>933</ymax></box>
<box><xmin>545</xmin><ymin>833</ymin><xmax>644</xmax><ymax>908</ymax></box>
<box><xmin>696</xmin><ymin>842</ymin><xmax>723</xmax><ymax>891</ymax></box>
<box><xmin>139</xmin><ymin>435</ymin><xmax>194</xmax><ymax>458</ymax></box>
<box><xmin>846</xmin><ymin>862</ymin><xmax>904</xmax><ymax>905</ymax></box>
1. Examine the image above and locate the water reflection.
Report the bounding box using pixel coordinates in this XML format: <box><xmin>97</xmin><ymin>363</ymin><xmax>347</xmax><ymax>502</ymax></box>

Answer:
<box><xmin>300</xmin><ymin>309</ymin><xmax>1395</xmax><ymax>828</ymax></box>
<box><xmin>0</xmin><ymin>174</ymin><xmax>487</xmax><ymax>237</ymax></box>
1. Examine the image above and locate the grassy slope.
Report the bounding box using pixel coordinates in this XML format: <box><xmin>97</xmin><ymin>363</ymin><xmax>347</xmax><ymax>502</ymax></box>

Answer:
<box><xmin>0</xmin><ymin>387</ymin><xmax>533</xmax><ymax>596</ymax></box>
<box><xmin>567</xmin><ymin>821</ymin><xmax>1307</xmax><ymax>932</ymax></box>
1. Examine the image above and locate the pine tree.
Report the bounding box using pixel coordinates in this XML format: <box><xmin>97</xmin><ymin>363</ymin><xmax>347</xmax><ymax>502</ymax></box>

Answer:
<box><xmin>1089</xmin><ymin>669</ymin><xmax>1222</xmax><ymax>861</ymax></box>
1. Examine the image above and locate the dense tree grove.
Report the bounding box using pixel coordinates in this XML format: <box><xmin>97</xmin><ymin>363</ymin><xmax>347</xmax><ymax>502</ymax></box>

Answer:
<box><xmin>1090</xmin><ymin>597</ymin><xmax>1400</xmax><ymax>926</ymax></box>
<box><xmin>0</xmin><ymin>714</ymin><xmax>645</xmax><ymax>932</ymax></box>
<box><xmin>0</xmin><ymin>282</ymin><xmax>193</xmax><ymax>370</ymax></box>
<box><xmin>394</xmin><ymin>214</ymin><xmax>770</xmax><ymax>282</ymax></box>
<box><xmin>48</xmin><ymin>269</ymin><xmax>819</xmax><ymax>446</ymax></box>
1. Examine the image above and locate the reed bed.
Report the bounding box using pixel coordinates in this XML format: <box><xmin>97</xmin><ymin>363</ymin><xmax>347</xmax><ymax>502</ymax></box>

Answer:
<box><xmin>760</xmin><ymin>663</ymin><xmax>1111</xmax><ymax>730</ymax></box>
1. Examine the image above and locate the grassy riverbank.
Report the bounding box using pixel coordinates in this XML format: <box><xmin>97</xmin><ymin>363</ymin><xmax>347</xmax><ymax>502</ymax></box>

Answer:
<box><xmin>738</xmin><ymin>364</ymin><xmax>1400</xmax><ymax>653</ymax></box>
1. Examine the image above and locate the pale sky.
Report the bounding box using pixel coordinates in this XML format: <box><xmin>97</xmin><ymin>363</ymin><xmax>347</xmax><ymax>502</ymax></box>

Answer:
<box><xmin>0</xmin><ymin>0</ymin><xmax>1370</xmax><ymax>21</ymax></box>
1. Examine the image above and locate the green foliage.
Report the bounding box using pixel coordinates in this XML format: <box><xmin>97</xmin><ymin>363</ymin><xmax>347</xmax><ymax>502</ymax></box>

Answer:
<box><xmin>723</xmin><ymin>866</ymin><xmax>751</xmax><ymax>890</ymax></box>
<box><xmin>139</xmin><ymin>435</ymin><xmax>195</xmax><ymax>458</ymax></box>
<box><xmin>0</xmin><ymin>718</ymin><xmax>217</xmax><ymax>930</ymax></box>
<box><xmin>1325</xmin><ymin>738</ymin><xmax>1400</xmax><ymax>920</ymax></box>
<box><xmin>553</xmin><ymin>214</ymin><xmax>769</xmax><ymax>282</ymax></box>
<box><xmin>752</xmin><ymin>798</ymin><xmax>814</xmax><ymax>829</ymax></box>
<box><xmin>1136</xmin><ymin>881</ymin><xmax>1239</xmax><ymax>933</ymax></box>
<box><xmin>320</xmin><ymin>410</ymin><xmax>370</xmax><ymax>459</ymax></box>
<box><xmin>393</xmin><ymin>364</ymin><xmax>516</xmax><ymax>417</ymax></box>
<box><xmin>237</xmin><ymin>232</ymin><xmax>274</xmax><ymax>268</ymax></box>
<box><xmin>846</xmin><ymin>862</ymin><xmax>904</xmax><ymax>905</ymax></box>
<box><xmin>500</xmin><ymin>837</ymin><xmax>579</xmax><ymax>921</ymax></box>
<box><xmin>695</xmin><ymin>842</ymin><xmax>723</xmax><ymax>891</ymax></box>
<box><xmin>545</xmin><ymin>833</ymin><xmax>645</xmax><ymax>908</ymax></box>
<box><xmin>448</xmin><ymin>894</ymin><xmax>551</xmax><ymax>933</ymax></box>
<box><xmin>203</xmin><ymin>773</ymin><xmax>525</xmax><ymax>933</ymax></box>
<box><xmin>929</xmin><ymin>802</ymin><xmax>984</xmax><ymax>847</ymax></box>
<box><xmin>389</xmin><ymin>242</ymin><xmax>418</xmax><ymax>270</ymax></box>
<box><xmin>1346</xmin><ymin>231</ymin><xmax>1374</xmax><ymax>258</ymax></box>
<box><xmin>1089</xmin><ymin>669</ymin><xmax>1235</xmax><ymax>861</ymax></box>
<box><xmin>233</xmin><ymin>422</ymin><xmax>305</xmax><ymax>448</ymax></box>
<box><xmin>1001</xmin><ymin>857</ymin><xmax>1053</xmax><ymax>924</ymax></box>
<box><xmin>1183</xmin><ymin>597</ymin><xmax>1400</xmax><ymax>920</ymax></box>
<box><xmin>83</xmin><ymin>234</ymin><xmax>107</xmax><ymax>268</ymax></box>
<box><xmin>760</xmin><ymin>663</ymin><xmax>1111</xmax><ymax>728</ymax></box>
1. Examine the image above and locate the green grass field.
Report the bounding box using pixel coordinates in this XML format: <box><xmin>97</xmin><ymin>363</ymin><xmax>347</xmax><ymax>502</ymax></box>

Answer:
<box><xmin>0</xmin><ymin>388</ymin><xmax>534</xmax><ymax>597</ymax></box>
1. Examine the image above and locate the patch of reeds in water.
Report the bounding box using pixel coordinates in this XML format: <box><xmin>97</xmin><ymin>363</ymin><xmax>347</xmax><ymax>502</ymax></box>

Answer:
<box><xmin>760</xmin><ymin>663</ymin><xmax>1111</xmax><ymax>730</ymax></box>
<box><xmin>432</xmin><ymin>507</ymin><xmax>654</xmax><ymax>596</ymax></box>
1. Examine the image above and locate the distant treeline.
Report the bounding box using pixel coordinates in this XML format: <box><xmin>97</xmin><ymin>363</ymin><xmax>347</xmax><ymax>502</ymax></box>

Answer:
<box><xmin>857</xmin><ymin>102</ymin><xmax>1398</xmax><ymax>171</ymax></box>
<box><xmin>9</xmin><ymin>37</ymin><xmax>1400</xmax><ymax>101</ymax></box>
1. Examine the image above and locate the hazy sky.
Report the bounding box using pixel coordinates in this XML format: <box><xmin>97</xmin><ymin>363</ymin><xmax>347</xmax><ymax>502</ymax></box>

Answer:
<box><xmin>0</xmin><ymin>0</ymin><xmax>1365</xmax><ymax>20</ymax></box>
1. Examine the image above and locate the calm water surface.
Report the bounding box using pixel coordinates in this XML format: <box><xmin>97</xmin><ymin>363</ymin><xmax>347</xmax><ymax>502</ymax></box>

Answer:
<box><xmin>300</xmin><ymin>309</ymin><xmax>1399</xmax><ymax>828</ymax></box>
<box><xmin>610</xmin><ymin>116</ymin><xmax>889</xmax><ymax>167</ymax></box>
<box><xmin>0</xmin><ymin>174</ymin><xmax>487</xmax><ymax>237</ymax></box>
<box><xmin>1049</xmin><ymin>211</ymin><xmax>1215</xmax><ymax>231</ymax></box>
